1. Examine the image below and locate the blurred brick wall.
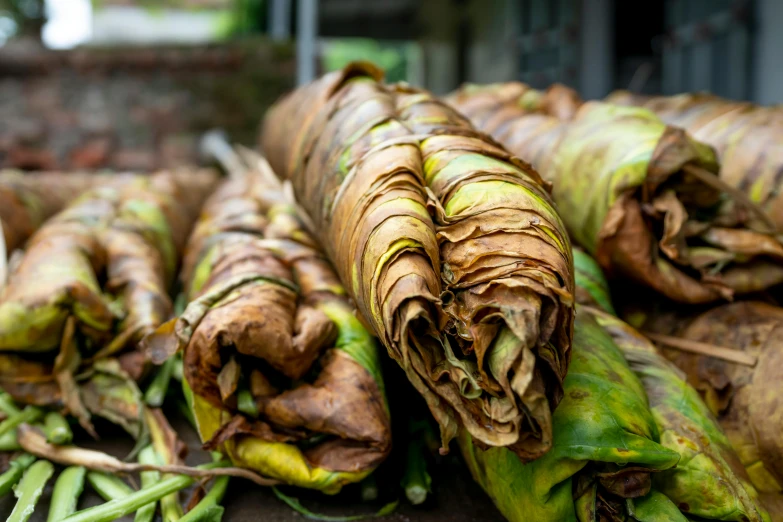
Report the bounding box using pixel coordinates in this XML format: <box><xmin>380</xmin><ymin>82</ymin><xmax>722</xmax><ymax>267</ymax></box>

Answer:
<box><xmin>0</xmin><ymin>40</ymin><xmax>294</xmax><ymax>171</ymax></box>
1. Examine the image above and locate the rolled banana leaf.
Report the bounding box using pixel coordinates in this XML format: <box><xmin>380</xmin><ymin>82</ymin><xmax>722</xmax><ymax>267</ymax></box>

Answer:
<box><xmin>625</xmin><ymin>299</ymin><xmax>783</xmax><ymax>507</ymax></box>
<box><xmin>608</xmin><ymin>91</ymin><xmax>783</xmax><ymax>231</ymax></box>
<box><xmin>449</xmin><ymin>88</ymin><xmax>783</xmax><ymax>303</ymax></box>
<box><xmin>460</xmin><ymin>311</ymin><xmax>681</xmax><ymax>522</ymax></box>
<box><xmin>262</xmin><ymin>62</ymin><xmax>575</xmax><ymax>461</ymax></box>
<box><xmin>0</xmin><ymin>170</ymin><xmax>216</xmax><ymax>433</ymax></box>
<box><xmin>575</xmin><ymin>250</ymin><xmax>772</xmax><ymax>521</ymax></box>
<box><xmin>142</xmin><ymin>159</ymin><xmax>391</xmax><ymax>494</ymax></box>
<box><xmin>0</xmin><ymin>170</ymin><xmax>94</xmax><ymax>256</ymax></box>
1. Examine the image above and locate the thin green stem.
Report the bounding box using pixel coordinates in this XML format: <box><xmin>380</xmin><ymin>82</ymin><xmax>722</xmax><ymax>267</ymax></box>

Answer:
<box><xmin>0</xmin><ymin>428</ymin><xmax>21</xmax><ymax>451</ymax></box>
<box><xmin>134</xmin><ymin>446</ymin><xmax>160</xmax><ymax>522</ymax></box>
<box><xmin>43</xmin><ymin>412</ymin><xmax>73</xmax><ymax>445</ymax></box>
<box><xmin>145</xmin><ymin>357</ymin><xmax>176</xmax><ymax>408</ymax></box>
<box><xmin>47</xmin><ymin>466</ymin><xmax>86</xmax><ymax>522</ymax></box>
<box><xmin>0</xmin><ymin>393</ymin><xmax>21</xmax><ymax>416</ymax></box>
<box><xmin>86</xmin><ymin>471</ymin><xmax>134</xmax><ymax>501</ymax></box>
<box><xmin>401</xmin><ymin>438</ymin><xmax>431</xmax><ymax>506</ymax></box>
<box><xmin>0</xmin><ymin>406</ymin><xmax>44</xmax><ymax>437</ymax></box>
<box><xmin>172</xmin><ymin>354</ymin><xmax>184</xmax><ymax>382</ymax></box>
<box><xmin>360</xmin><ymin>475</ymin><xmax>379</xmax><ymax>502</ymax></box>
<box><xmin>8</xmin><ymin>459</ymin><xmax>55</xmax><ymax>522</ymax></box>
<box><xmin>62</xmin><ymin>461</ymin><xmax>229</xmax><ymax>522</ymax></box>
<box><xmin>179</xmin><ymin>452</ymin><xmax>228</xmax><ymax>522</ymax></box>
<box><xmin>0</xmin><ymin>453</ymin><xmax>36</xmax><ymax>496</ymax></box>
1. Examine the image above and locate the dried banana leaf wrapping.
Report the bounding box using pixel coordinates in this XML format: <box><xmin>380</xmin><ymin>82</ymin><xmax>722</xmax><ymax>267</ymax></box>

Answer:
<box><xmin>0</xmin><ymin>170</ymin><xmax>94</xmax><ymax>256</ymax></box>
<box><xmin>0</xmin><ymin>170</ymin><xmax>216</xmax><ymax>434</ymax></box>
<box><xmin>143</xmin><ymin>168</ymin><xmax>391</xmax><ymax>494</ymax></box>
<box><xmin>608</xmin><ymin>91</ymin><xmax>783</xmax><ymax>231</ymax></box>
<box><xmin>460</xmin><ymin>311</ymin><xmax>681</xmax><ymax>522</ymax></box>
<box><xmin>262</xmin><ymin>62</ymin><xmax>574</xmax><ymax>461</ymax></box>
<box><xmin>626</xmin><ymin>299</ymin><xmax>783</xmax><ymax>509</ymax></box>
<box><xmin>449</xmin><ymin>87</ymin><xmax>783</xmax><ymax>303</ymax></box>
<box><xmin>574</xmin><ymin>251</ymin><xmax>769</xmax><ymax>521</ymax></box>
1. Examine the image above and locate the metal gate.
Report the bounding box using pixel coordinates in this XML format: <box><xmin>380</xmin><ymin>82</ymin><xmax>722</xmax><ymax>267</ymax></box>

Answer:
<box><xmin>660</xmin><ymin>0</ymin><xmax>753</xmax><ymax>99</ymax></box>
<box><xmin>516</xmin><ymin>0</ymin><xmax>581</xmax><ymax>89</ymax></box>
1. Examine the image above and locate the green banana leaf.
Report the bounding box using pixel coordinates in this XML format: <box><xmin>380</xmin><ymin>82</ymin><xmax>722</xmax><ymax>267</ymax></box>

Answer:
<box><xmin>142</xmin><ymin>161</ymin><xmax>391</xmax><ymax>494</ymax></box>
<box><xmin>460</xmin><ymin>311</ymin><xmax>680</xmax><ymax>522</ymax></box>
<box><xmin>574</xmin><ymin>250</ymin><xmax>770</xmax><ymax>521</ymax></box>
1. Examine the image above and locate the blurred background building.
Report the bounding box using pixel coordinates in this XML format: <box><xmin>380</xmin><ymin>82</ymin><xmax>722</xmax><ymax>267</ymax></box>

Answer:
<box><xmin>0</xmin><ymin>0</ymin><xmax>779</xmax><ymax>170</ymax></box>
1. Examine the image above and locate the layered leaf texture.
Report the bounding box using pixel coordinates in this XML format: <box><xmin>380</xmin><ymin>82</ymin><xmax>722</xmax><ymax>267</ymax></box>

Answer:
<box><xmin>628</xmin><ymin>298</ymin><xmax>783</xmax><ymax>516</ymax></box>
<box><xmin>0</xmin><ymin>170</ymin><xmax>216</xmax><ymax>434</ymax></box>
<box><xmin>460</xmin><ymin>311</ymin><xmax>680</xmax><ymax>522</ymax></box>
<box><xmin>262</xmin><ymin>62</ymin><xmax>574</xmax><ymax>461</ymax></box>
<box><xmin>142</xmin><ymin>167</ymin><xmax>391</xmax><ymax>493</ymax></box>
<box><xmin>0</xmin><ymin>170</ymin><xmax>95</xmax><ymax>255</ymax></box>
<box><xmin>574</xmin><ymin>251</ymin><xmax>769</xmax><ymax>521</ymax></box>
<box><xmin>608</xmin><ymin>91</ymin><xmax>783</xmax><ymax>231</ymax></box>
<box><xmin>449</xmin><ymin>85</ymin><xmax>783</xmax><ymax>303</ymax></box>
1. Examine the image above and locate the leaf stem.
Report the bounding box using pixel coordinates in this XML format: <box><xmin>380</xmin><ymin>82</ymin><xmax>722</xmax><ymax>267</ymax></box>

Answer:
<box><xmin>43</xmin><ymin>412</ymin><xmax>73</xmax><ymax>445</ymax></box>
<box><xmin>62</xmin><ymin>461</ymin><xmax>229</xmax><ymax>522</ymax></box>
<box><xmin>0</xmin><ymin>453</ymin><xmax>36</xmax><ymax>496</ymax></box>
<box><xmin>8</xmin><ymin>459</ymin><xmax>55</xmax><ymax>522</ymax></box>
<box><xmin>47</xmin><ymin>466</ymin><xmax>86</xmax><ymax>522</ymax></box>
<box><xmin>134</xmin><ymin>446</ymin><xmax>160</xmax><ymax>522</ymax></box>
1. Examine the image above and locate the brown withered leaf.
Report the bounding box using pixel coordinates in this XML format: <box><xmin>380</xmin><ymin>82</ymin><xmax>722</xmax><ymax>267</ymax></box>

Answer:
<box><xmin>262</xmin><ymin>63</ymin><xmax>575</xmax><ymax>461</ymax></box>
<box><xmin>449</xmin><ymin>86</ymin><xmax>783</xmax><ymax>303</ymax></box>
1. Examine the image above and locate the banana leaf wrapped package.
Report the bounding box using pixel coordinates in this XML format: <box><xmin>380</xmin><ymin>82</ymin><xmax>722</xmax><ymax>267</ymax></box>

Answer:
<box><xmin>142</xmin><ymin>158</ymin><xmax>392</xmax><ymax>493</ymax></box>
<box><xmin>625</xmin><ymin>298</ymin><xmax>783</xmax><ymax>512</ymax></box>
<box><xmin>574</xmin><ymin>251</ymin><xmax>770</xmax><ymax>521</ymax></box>
<box><xmin>0</xmin><ymin>170</ymin><xmax>216</xmax><ymax>434</ymax></box>
<box><xmin>262</xmin><ymin>62</ymin><xmax>574</xmax><ymax>461</ymax></box>
<box><xmin>449</xmin><ymin>88</ymin><xmax>783</xmax><ymax>303</ymax></box>
<box><xmin>460</xmin><ymin>311</ymin><xmax>682</xmax><ymax>522</ymax></box>
<box><xmin>608</xmin><ymin>91</ymin><xmax>783</xmax><ymax>231</ymax></box>
<box><xmin>0</xmin><ymin>170</ymin><xmax>94</xmax><ymax>257</ymax></box>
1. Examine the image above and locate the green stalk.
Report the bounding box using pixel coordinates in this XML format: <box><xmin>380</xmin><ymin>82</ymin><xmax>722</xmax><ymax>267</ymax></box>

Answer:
<box><xmin>171</xmin><ymin>354</ymin><xmax>184</xmax><ymax>382</ymax></box>
<box><xmin>62</xmin><ymin>461</ymin><xmax>229</xmax><ymax>522</ymax></box>
<box><xmin>0</xmin><ymin>406</ymin><xmax>44</xmax><ymax>437</ymax></box>
<box><xmin>43</xmin><ymin>412</ymin><xmax>73</xmax><ymax>445</ymax></box>
<box><xmin>0</xmin><ymin>454</ymin><xmax>36</xmax><ymax>496</ymax></box>
<box><xmin>134</xmin><ymin>446</ymin><xmax>160</xmax><ymax>522</ymax></box>
<box><xmin>360</xmin><ymin>475</ymin><xmax>379</xmax><ymax>502</ymax></box>
<box><xmin>86</xmin><ymin>471</ymin><xmax>134</xmax><ymax>501</ymax></box>
<box><xmin>179</xmin><ymin>476</ymin><xmax>229</xmax><ymax>522</ymax></box>
<box><xmin>0</xmin><ymin>393</ymin><xmax>21</xmax><ymax>416</ymax></box>
<box><xmin>401</xmin><ymin>438</ymin><xmax>431</xmax><ymax>505</ymax></box>
<box><xmin>8</xmin><ymin>459</ymin><xmax>55</xmax><ymax>522</ymax></box>
<box><xmin>0</xmin><ymin>429</ymin><xmax>22</xmax><ymax>452</ymax></box>
<box><xmin>145</xmin><ymin>357</ymin><xmax>176</xmax><ymax>408</ymax></box>
<box><xmin>47</xmin><ymin>466</ymin><xmax>86</xmax><ymax>522</ymax></box>
<box><xmin>180</xmin><ymin>453</ymin><xmax>229</xmax><ymax>522</ymax></box>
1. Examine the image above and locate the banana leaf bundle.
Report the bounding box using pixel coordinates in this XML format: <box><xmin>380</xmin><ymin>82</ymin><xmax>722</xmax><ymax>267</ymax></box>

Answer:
<box><xmin>624</xmin><ymin>297</ymin><xmax>783</xmax><ymax>512</ymax></box>
<box><xmin>448</xmin><ymin>88</ymin><xmax>783</xmax><ymax>303</ymax></box>
<box><xmin>0</xmin><ymin>170</ymin><xmax>216</xmax><ymax>434</ymax></box>
<box><xmin>574</xmin><ymin>250</ymin><xmax>770</xmax><ymax>521</ymax></box>
<box><xmin>142</xmin><ymin>158</ymin><xmax>392</xmax><ymax>494</ymax></box>
<box><xmin>262</xmin><ymin>62</ymin><xmax>574</xmax><ymax>461</ymax></box>
<box><xmin>608</xmin><ymin>91</ymin><xmax>783</xmax><ymax>231</ymax></box>
<box><xmin>460</xmin><ymin>311</ymin><xmax>682</xmax><ymax>522</ymax></box>
<box><xmin>0</xmin><ymin>170</ymin><xmax>94</xmax><ymax>257</ymax></box>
